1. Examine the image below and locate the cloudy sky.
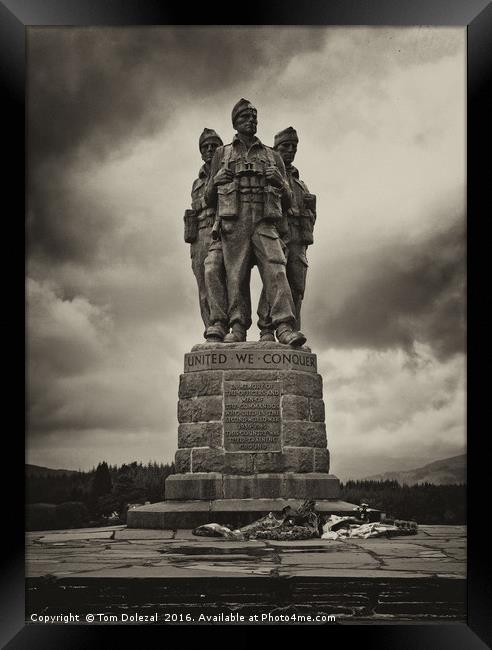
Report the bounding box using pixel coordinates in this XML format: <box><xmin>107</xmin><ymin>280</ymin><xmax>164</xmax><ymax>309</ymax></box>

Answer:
<box><xmin>26</xmin><ymin>26</ymin><xmax>466</xmax><ymax>480</ymax></box>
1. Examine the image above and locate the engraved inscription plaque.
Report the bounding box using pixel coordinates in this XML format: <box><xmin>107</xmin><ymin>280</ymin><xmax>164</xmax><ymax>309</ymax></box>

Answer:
<box><xmin>224</xmin><ymin>380</ymin><xmax>281</xmax><ymax>452</ymax></box>
<box><xmin>184</xmin><ymin>348</ymin><xmax>317</xmax><ymax>373</ymax></box>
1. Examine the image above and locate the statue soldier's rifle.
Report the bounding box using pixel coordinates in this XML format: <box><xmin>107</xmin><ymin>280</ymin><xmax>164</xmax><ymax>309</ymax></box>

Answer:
<box><xmin>211</xmin><ymin>212</ymin><xmax>221</xmax><ymax>241</ymax></box>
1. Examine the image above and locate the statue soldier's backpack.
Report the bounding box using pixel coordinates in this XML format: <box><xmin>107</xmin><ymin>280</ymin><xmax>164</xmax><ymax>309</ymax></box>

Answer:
<box><xmin>183</xmin><ymin>208</ymin><xmax>198</xmax><ymax>243</ymax></box>
<box><xmin>301</xmin><ymin>193</ymin><xmax>316</xmax><ymax>245</ymax></box>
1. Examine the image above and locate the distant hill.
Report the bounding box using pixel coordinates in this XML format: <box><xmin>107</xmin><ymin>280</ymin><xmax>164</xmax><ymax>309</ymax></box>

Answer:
<box><xmin>362</xmin><ymin>454</ymin><xmax>466</xmax><ymax>486</ymax></box>
<box><xmin>26</xmin><ymin>464</ymin><xmax>80</xmax><ymax>478</ymax></box>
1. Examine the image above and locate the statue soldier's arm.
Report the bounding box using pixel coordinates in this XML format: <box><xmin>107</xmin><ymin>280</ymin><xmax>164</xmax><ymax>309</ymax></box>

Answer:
<box><xmin>273</xmin><ymin>149</ymin><xmax>293</xmax><ymax>211</ymax></box>
<box><xmin>190</xmin><ymin>177</ymin><xmax>201</xmax><ymax>209</ymax></box>
<box><xmin>183</xmin><ymin>177</ymin><xmax>201</xmax><ymax>244</ymax></box>
<box><xmin>204</xmin><ymin>146</ymin><xmax>224</xmax><ymax>209</ymax></box>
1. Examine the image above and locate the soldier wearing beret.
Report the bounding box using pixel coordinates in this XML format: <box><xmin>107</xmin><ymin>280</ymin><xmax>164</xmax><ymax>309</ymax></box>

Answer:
<box><xmin>204</xmin><ymin>100</ymin><xmax>306</xmax><ymax>346</ymax></box>
<box><xmin>257</xmin><ymin>127</ymin><xmax>316</xmax><ymax>339</ymax></box>
<box><xmin>184</xmin><ymin>128</ymin><xmax>228</xmax><ymax>340</ymax></box>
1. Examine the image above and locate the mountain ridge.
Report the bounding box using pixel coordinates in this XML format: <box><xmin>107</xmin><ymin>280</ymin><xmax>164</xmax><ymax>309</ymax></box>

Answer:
<box><xmin>26</xmin><ymin>464</ymin><xmax>81</xmax><ymax>477</ymax></box>
<box><xmin>362</xmin><ymin>454</ymin><xmax>466</xmax><ymax>485</ymax></box>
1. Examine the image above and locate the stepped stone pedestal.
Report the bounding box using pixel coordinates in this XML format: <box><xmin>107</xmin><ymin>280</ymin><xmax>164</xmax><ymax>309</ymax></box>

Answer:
<box><xmin>128</xmin><ymin>342</ymin><xmax>357</xmax><ymax>529</ymax></box>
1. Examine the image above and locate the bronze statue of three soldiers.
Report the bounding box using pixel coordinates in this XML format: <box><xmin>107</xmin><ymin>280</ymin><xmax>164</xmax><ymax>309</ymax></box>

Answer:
<box><xmin>184</xmin><ymin>99</ymin><xmax>316</xmax><ymax>347</ymax></box>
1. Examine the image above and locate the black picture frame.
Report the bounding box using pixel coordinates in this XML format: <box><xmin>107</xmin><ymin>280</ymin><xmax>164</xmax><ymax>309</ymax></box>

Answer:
<box><xmin>3</xmin><ymin>0</ymin><xmax>490</xmax><ymax>646</ymax></box>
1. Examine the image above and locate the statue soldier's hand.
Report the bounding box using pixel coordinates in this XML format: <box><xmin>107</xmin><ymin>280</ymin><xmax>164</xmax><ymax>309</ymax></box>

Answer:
<box><xmin>265</xmin><ymin>166</ymin><xmax>284</xmax><ymax>188</ymax></box>
<box><xmin>214</xmin><ymin>168</ymin><xmax>234</xmax><ymax>186</ymax></box>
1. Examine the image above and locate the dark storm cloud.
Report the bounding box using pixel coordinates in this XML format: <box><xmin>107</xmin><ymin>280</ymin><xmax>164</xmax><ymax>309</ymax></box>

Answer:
<box><xmin>27</xmin><ymin>27</ymin><xmax>327</xmax><ymax>264</ymax></box>
<box><xmin>309</xmin><ymin>216</ymin><xmax>465</xmax><ymax>360</ymax></box>
<box><xmin>346</xmin><ymin>27</ymin><xmax>462</xmax><ymax>68</ymax></box>
<box><xmin>29</xmin><ymin>27</ymin><xmax>327</xmax><ymax>162</ymax></box>
<box><xmin>26</xmin><ymin>278</ymin><xmax>181</xmax><ymax>437</ymax></box>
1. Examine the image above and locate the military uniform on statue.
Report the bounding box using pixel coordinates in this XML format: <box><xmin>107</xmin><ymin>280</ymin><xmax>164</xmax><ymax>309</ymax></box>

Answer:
<box><xmin>257</xmin><ymin>126</ymin><xmax>316</xmax><ymax>339</ymax></box>
<box><xmin>204</xmin><ymin>99</ymin><xmax>306</xmax><ymax>346</ymax></box>
<box><xmin>184</xmin><ymin>128</ymin><xmax>228</xmax><ymax>340</ymax></box>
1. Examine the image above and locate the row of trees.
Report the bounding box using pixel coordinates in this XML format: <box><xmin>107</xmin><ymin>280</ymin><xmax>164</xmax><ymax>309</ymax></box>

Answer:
<box><xmin>26</xmin><ymin>461</ymin><xmax>175</xmax><ymax>529</ymax></box>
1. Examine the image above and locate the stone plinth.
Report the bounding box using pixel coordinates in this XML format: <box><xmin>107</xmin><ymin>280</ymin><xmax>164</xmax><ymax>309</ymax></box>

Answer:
<box><xmin>127</xmin><ymin>343</ymin><xmax>354</xmax><ymax>529</ymax></box>
<box><xmin>127</xmin><ymin>499</ymin><xmax>371</xmax><ymax>530</ymax></box>
<box><xmin>165</xmin><ymin>473</ymin><xmax>340</xmax><ymax>500</ymax></box>
<box><xmin>173</xmin><ymin>342</ymin><xmax>336</xmax><ymax>497</ymax></box>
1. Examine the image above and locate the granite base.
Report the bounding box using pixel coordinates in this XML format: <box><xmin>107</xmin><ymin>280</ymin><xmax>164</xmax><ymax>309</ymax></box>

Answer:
<box><xmin>126</xmin><ymin>498</ymin><xmax>369</xmax><ymax>530</ymax></box>
<box><xmin>165</xmin><ymin>472</ymin><xmax>340</xmax><ymax>500</ymax></box>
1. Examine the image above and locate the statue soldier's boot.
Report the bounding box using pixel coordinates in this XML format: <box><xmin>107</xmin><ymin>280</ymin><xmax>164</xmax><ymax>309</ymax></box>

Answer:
<box><xmin>205</xmin><ymin>322</ymin><xmax>227</xmax><ymax>343</ymax></box>
<box><xmin>259</xmin><ymin>328</ymin><xmax>275</xmax><ymax>342</ymax></box>
<box><xmin>276</xmin><ymin>322</ymin><xmax>306</xmax><ymax>347</ymax></box>
<box><xmin>224</xmin><ymin>323</ymin><xmax>247</xmax><ymax>343</ymax></box>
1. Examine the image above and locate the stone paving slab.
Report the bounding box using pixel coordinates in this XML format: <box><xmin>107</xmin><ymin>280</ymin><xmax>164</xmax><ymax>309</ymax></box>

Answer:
<box><xmin>36</xmin><ymin>530</ymin><xmax>117</xmax><ymax>543</ymax></box>
<box><xmin>262</xmin><ymin>538</ymin><xmax>346</xmax><ymax>548</ymax></box>
<box><xmin>27</xmin><ymin>561</ymin><xmax>131</xmax><ymax>578</ymax></box>
<box><xmin>158</xmin><ymin>541</ymin><xmax>270</xmax><ymax>554</ymax></box>
<box><xmin>276</xmin><ymin>568</ymin><xmax>430</xmax><ymax>578</ymax></box>
<box><xmin>279</xmin><ymin>550</ymin><xmax>380</xmax><ymax>567</ymax></box>
<box><xmin>62</xmin><ymin>564</ymin><xmax>257</xmax><ymax>579</ymax></box>
<box><xmin>115</xmin><ymin>529</ymin><xmax>176</xmax><ymax>540</ymax></box>
<box><xmin>381</xmin><ymin>559</ymin><xmax>466</xmax><ymax>574</ymax></box>
<box><xmin>26</xmin><ymin>525</ymin><xmax>126</xmax><ymax>537</ymax></box>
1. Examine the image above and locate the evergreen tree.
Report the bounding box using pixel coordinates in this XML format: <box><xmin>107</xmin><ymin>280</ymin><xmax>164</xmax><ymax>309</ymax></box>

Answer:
<box><xmin>113</xmin><ymin>471</ymin><xmax>145</xmax><ymax>508</ymax></box>
<box><xmin>91</xmin><ymin>461</ymin><xmax>112</xmax><ymax>498</ymax></box>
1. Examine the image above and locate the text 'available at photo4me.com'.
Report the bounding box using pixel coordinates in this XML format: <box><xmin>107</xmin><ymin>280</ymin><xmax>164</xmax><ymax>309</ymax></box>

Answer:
<box><xmin>29</xmin><ymin>610</ymin><xmax>338</xmax><ymax>625</ymax></box>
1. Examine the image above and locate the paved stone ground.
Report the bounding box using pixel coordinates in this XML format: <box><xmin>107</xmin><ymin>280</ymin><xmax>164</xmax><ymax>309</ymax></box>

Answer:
<box><xmin>26</xmin><ymin>525</ymin><xmax>466</xmax><ymax>623</ymax></box>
